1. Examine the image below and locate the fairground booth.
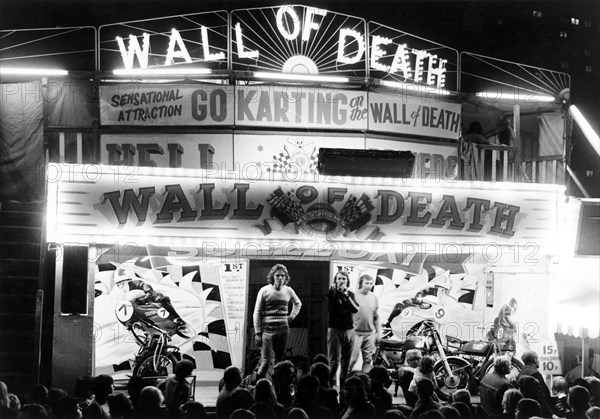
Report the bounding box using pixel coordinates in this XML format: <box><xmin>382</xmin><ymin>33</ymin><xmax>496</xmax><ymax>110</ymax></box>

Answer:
<box><xmin>1</xmin><ymin>5</ymin><xmax>598</xmax><ymax>396</ymax></box>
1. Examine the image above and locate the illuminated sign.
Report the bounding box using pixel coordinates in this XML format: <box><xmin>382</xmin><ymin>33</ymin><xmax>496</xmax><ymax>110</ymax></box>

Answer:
<box><xmin>47</xmin><ymin>165</ymin><xmax>561</xmax><ymax>249</ymax></box>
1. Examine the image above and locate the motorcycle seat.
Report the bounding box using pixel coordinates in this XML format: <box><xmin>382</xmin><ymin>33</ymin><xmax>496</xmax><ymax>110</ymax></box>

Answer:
<box><xmin>460</xmin><ymin>340</ymin><xmax>491</xmax><ymax>354</ymax></box>
<box><xmin>379</xmin><ymin>339</ymin><xmax>404</xmax><ymax>350</ymax></box>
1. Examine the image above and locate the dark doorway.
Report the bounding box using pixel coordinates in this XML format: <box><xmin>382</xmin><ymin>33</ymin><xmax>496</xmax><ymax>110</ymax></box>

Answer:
<box><xmin>245</xmin><ymin>260</ymin><xmax>330</xmax><ymax>374</ymax></box>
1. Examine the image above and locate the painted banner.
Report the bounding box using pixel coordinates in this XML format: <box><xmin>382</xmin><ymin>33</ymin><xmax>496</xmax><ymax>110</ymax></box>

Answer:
<box><xmin>235</xmin><ymin>86</ymin><xmax>368</xmax><ymax>130</ymax></box>
<box><xmin>93</xmin><ymin>244</ymin><xmax>247</xmax><ymax>381</ymax></box>
<box><xmin>47</xmin><ymin>164</ymin><xmax>561</xmax><ymax>250</ymax></box>
<box><xmin>369</xmin><ymin>92</ymin><xmax>461</xmax><ymax>140</ymax></box>
<box><xmin>99</xmin><ymin>84</ymin><xmax>234</xmax><ymax>126</ymax></box>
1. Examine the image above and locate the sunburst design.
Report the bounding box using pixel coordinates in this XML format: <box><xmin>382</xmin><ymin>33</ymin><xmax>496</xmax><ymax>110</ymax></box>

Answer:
<box><xmin>231</xmin><ymin>5</ymin><xmax>366</xmax><ymax>76</ymax></box>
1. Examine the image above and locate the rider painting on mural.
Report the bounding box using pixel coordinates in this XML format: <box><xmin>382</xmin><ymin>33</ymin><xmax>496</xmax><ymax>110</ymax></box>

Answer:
<box><xmin>487</xmin><ymin>297</ymin><xmax>518</xmax><ymax>347</ymax></box>
<box><xmin>115</xmin><ymin>267</ymin><xmax>186</xmax><ymax>330</ymax></box>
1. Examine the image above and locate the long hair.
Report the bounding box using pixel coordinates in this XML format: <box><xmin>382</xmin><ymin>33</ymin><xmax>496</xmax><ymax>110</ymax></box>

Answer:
<box><xmin>267</xmin><ymin>264</ymin><xmax>290</xmax><ymax>285</ymax></box>
<box><xmin>333</xmin><ymin>271</ymin><xmax>350</xmax><ymax>287</ymax></box>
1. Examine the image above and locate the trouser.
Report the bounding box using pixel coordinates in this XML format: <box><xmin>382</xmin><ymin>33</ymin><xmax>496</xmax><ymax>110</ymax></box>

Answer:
<box><xmin>257</xmin><ymin>326</ymin><xmax>289</xmax><ymax>377</ymax></box>
<box><xmin>349</xmin><ymin>332</ymin><xmax>377</xmax><ymax>373</ymax></box>
<box><xmin>327</xmin><ymin>327</ymin><xmax>355</xmax><ymax>388</ymax></box>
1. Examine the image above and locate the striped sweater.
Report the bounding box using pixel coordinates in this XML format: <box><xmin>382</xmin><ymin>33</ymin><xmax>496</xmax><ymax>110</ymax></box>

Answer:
<box><xmin>253</xmin><ymin>284</ymin><xmax>302</xmax><ymax>333</ymax></box>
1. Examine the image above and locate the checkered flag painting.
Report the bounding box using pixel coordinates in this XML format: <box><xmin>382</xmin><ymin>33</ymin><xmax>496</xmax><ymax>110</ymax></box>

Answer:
<box><xmin>267</xmin><ymin>187</ymin><xmax>305</xmax><ymax>222</ymax></box>
<box><xmin>339</xmin><ymin>194</ymin><xmax>374</xmax><ymax>230</ymax></box>
<box><xmin>266</xmin><ymin>147</ymin><xmax>318</xmax><ymax>175</ymax></box>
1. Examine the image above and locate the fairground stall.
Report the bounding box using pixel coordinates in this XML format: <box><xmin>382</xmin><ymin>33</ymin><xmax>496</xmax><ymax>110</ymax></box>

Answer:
<box><xmin>1</xmin><ymin>4</ymin><xmax>598</xmax><ymax>396</ymax></box>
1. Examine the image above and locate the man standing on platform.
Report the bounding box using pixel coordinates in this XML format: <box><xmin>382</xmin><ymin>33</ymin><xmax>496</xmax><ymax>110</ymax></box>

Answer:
<box><xmin>327</xmin><ymin>270</ymin><xmax>360</xmax><ymax>388</ymax></box>
<box><xmin>253</xmin><ymin>263</ymin><xmax>302</xmax><ymax>379</ymax></box>
<box><xmin>350</xmin><ymin>274</ymin><xmax>380</xmax><ymax>373</ymax></box>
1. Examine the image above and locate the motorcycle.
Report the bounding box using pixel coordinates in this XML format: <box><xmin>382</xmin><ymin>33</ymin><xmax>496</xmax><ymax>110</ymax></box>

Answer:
<box><xmin>115</xmin><ymin>290</ymin><xmax>196</xmax><ymax>378</ymax></box>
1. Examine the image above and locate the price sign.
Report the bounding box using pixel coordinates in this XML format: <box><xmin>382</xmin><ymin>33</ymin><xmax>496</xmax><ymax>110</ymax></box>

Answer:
<box><xmin>538</xmin><ymin>341</ymin><xmax>563</xmax><ymax>375</ymax></box>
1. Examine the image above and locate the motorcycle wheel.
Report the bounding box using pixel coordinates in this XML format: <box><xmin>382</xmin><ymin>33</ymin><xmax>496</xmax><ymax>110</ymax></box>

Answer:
<box><xmin>133</xmin><ymin>352</ymin><xmax>177</xmax><ymax>378</ymax></box>
<box><xmin>480</xmin><ymin>357</ymin><xmax>524</xmax><ymax>383</ymax></box>
<box><xmin>176</xmin><ymin>322</ymin><xmax>196</xmax><ymax>339</ymax></box>
<box><xmin>433</xmin><ymin>358</ymin><xmax>473</xmax><ymax>399</ymax></box>
<box><xmin>129</xmin><ymin>322</ymin><xmax>147</xmax><ymax>346</ymax></box>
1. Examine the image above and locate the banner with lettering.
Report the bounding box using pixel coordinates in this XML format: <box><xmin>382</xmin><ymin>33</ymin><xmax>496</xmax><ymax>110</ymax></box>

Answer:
<box><xmin>99</xmin><ymin>84</ymin><xmax>234</xmax><ymax>126</ymax></box>
<box><xmin>235</xmin><ymin>86</ymin><xmax>368</xmax><ymax>130</ymax></box>
<box><xmin>47</xmin><ymin>164</ymin><xmax>561</xmax><ymax>250</ymax></box>
<box><xmin>369</xmin><ymin>92</ymin><xmax>461</xmax><ymax>140</ymax></box>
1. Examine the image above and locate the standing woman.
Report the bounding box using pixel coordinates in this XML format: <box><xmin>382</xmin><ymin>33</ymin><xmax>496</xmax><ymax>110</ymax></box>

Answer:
<box><xmin>327</xmin><ymin>271</ymin><xmax>360</xmax><ymax>388</ymax></box>
<box><xmin>253</xmin><ymin>264</ymin><xmax>302</xmax><ymax>379</ymax></box>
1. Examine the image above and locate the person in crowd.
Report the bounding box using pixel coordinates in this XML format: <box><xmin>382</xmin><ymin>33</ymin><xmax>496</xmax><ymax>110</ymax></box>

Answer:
<box><xmin>586</xmin><ymin>377</ymin><xmax>600</xmax><ymax>407</ymax></box>
<box><xmin>341</xmin><ymin>376</ymin><xmax>376</xmax><ymax>419</ymax></box>
<box><xmin>158</xmin><ymin>359</ymin><xmax>194</xmax><ymax>418</ymax></box>
<box><xmin>450</xmin><ymin>402</ymin><xmax>472</xmax><ymax>419</ymax></box>
<box><xmin>309</xmin><ymin>362</ymin><xmax>340</xmax><ymax>418</ymax></box>
<box><xmin>587</xmin><ymin>406</ymin><xmax>600</xmax><ymax>419</ymax></box>
<box><xmin>408</xmin><ymin>356</ymin><xmax>439</xmax><ymax>401</ymax></box>
<box><xmin>349</xmin><ymin>274</ymin><xmax>380</xmax><ymax>374</ymax></box>
<box><xmin>126</xmin><ymin>376</ymin><xmax>145</xmax><ymax>413</ymax></box>
<box><xmin>451</xmin><ymin>389</ymin><xmax>487</xmax><ymax>418</ymax></box>
<box><xmin>397</xmin><ymin>349</ymin><xmax>422</xmax><ymax>407</ymax></box>
<box><xmin>292</xmin><ymin>375</ymin><xmax>331</xmax><ymax>419</ymax></box>
<box><xmin>479</xmin><ymin>355</ymin><xmax>513</xmax><ymax>415</ymax></box>
<box><xmin>227</xmin><ymin>388</ymin><xmax>255</xmax><ymax>418</ymax></box>
<box><xmin>56</xmin><ymin>395</ymin><xmax>84</xmax><ymax>419</ymax></box>
<box><xmin>1</xmin><ymin>381</ymin><xmax>20</xmax><ymax>419</ymax></box>
<box><xmin>115</xmin><ymin>267</ymin><xmax>186</xmax><ymax>330</ymax></box>
<box><xmin>551</xmin><ymin>376</ymin><xmax>571</xmax><ymax>417</ymax></box>
<box><xmin>416</xmin><ymin>410</ymin><xmax>445</xmax><ymax>419</ymax></box>
<box><xmin>252</xmin><ymin>378</ymin><xmax>285</xmax><ymax>419</ymax></box>
<box><xmin>84</xmin><ymin>374</ymin><xmax>114</xmax><ymax>419</ymax></box>
<box><xmin>327</xmin><ymin>270</ymin><xmax>359</xmax><ymax>388</ymax></box>
<box><xmin>249</xmin><ymin>402</ymin><xmax>277</xmax><ymax>419</ymax></box>
<box><xmin>48</xmin><ymin>387</ymin><xmax>68</xmax><ymax>417</ymax></box>
<box><xmin>312</xmin><ymin>354</ymin><xmax>329</xmax><ymax>366</ymax></box>
<box><xmin>514</xmin><ymin>398</ymin><xmax>542</xmax><ymax>419</ymax></box>
<box><xmin>382</xmin><ymin>410</ymin><xmax>407</xmax><ymax>419</ymax></box>
<box><xmin>369</xmin><ymin>365</ymin><xmax>393</xmax><ymax>417</ymax></box>
<box><xmin>138</xmin><ymin>386</ymin><xmax>167</xmax><ymax>419</ymax></box>
<box><xmin>216</xmin><ymin>366</ymin><xmax>243</xmax><ymax>419</ymax></box>
<box><xmin>253</xmin><ymin>264</ymin><xmax>302</xmax><ymax>380</ymax></box>
<box><xmin>74</xmin><ymin>376</ymin><xmax>95</xmax><ymax>413</ymax></box>
<box><xmin>19</xmin><ymin>403</ymin><xmax>50</xmax><ymax>419</ymax></box>
<box><xmin>107</xmin><ymin>393</ymin><xmax>133</xmax><ymax>419</ymax></box>
<box><xmin>272</xmin><ymin>360</ymin><xmax>296</xmax><ymax>409</ymax></box>
<box><xmin>409</xmin><ymin>379</ymin><xmax>442</xmax><ymax>419</ymax></box>
<box><xmin>566</xmin><ymin>385</ymin><xmax>591</xmax><ymax>419</ymax></box>
<box><xmin>516</xmin><ymin>375</ymin><xmax>553</xmax><ymax>418</ymax></box>
<box><xmin>518</xmin><ymin>350</ymin><xmax>552</xmax><ymax>401</ymax></box>
<box><xmin>230</xmin><ymin>409</ymin><xmax>256</xmax><ymax>419</ymax></box>
<box><xmin>490</xmin><ymin>388</ymin><xmax>523</xmax><ymax>419</ymax></box>
<box><xmin>180</xmin><ymin>401</ymin><xmax>207</xmax><ymax>419</ymax></box>
<box><xmin>286</xmin><ymin>408</ymin><xmax>309</xmax><ymax>419</ymax></box>
<box><xmin>439</xmin><ymin>405</ymin><xmax>461</xmax><ymax>419</ymax></box>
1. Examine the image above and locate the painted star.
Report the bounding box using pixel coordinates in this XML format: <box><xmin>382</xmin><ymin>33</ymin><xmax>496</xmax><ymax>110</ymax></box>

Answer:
<box><xmin>257</xmin><ymin>145</ymin><xmax>264</xmax><ymax>152</ymax></box>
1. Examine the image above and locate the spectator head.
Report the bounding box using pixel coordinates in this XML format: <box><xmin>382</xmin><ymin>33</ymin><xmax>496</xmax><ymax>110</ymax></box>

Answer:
<box><xmin>587</xmin><ymin>406</ymin><xmax>600</xmax><ymax>419</ymax></box>
<box><xmin>451</xmin><ymin>389</ymin><xmax>472</xmax><ymax>406</ymax></box>
<box><xmin>586</xmin><ymin>377</ymin><xmax>600</xmax><ymax>403</ymax></box>
<box><xmin>517</xmin><ymin>375</ymin><xmax>542</xmax><ymax>400</ymax></box>
<box><xmin>515</xmin><ymin>398</ymin><xmax>542</xmax><ymax>419</ymax></box>
<box><xmin>311</xmin><ymin>354</ymin><xmax>328</xmax><ymax>366</ymax></box>
<box><xmin>7</xmin><ymin>393</ymin><xmax>21</xmax><ymax>411</ymax></box>
<box><xmin>286</xmin><ymin>407</ymin><xmax>309</xmax><ymax>419</ymax></box>
<box><xmin>417</xmin><ymin>410</ymin><xmax>445</xmax><ymax>419</ymax></box>
<box><xmin>55</xmin><ymin>396</ymin><xmax>82</xmax><ymax>419</ymax></box>
<box><xmin>29</xmin><ymin>384</ymin><xmax>49</xmax><ymax>405</ymax></box>
<box><xmin>501</xmin><ymin>389</ymin><xmax>523</xmax><ymax>414</ymax></box>
<box><xmin>358</xmin><ymin>274</ymin><xmax>375</xmax><ymax>291</ymax></box>
<box><xmin>309</xmin><ymin>362</ymin><xmax>331</xmax><ymax>388</ymax></box>
<box><xmin>405</xmin><ymin>349</ymin><xmax>422</xmax><ymax>368</ymax></box>
<box><xmin>415</xmin><ymin>379</ymin><xmax>435</xmax><ymax>400</ymax></box>
<box><xmin>230</xmin><ymin>408</ymin><xmax>256</xmax><ymax>419</ymax></box>
<box><xmin>253</xmin><ymin>378</ymin><xmax>277</xmax><ymax>406</ymax></box>
<box><xmin>343</xmin><ymin>376</ymin><xmax>368</xmax><ymax>406</ymax></box>
<box><xmin>439</xmin><ymin>406</ymin><xmax>461</xmax><ymax>419</ymax></box>
<box><xmin>568</xmin><ymin>385</ymin><xmax>591</xmax><ymax>412</ymax></box>
<box><xmin>108</xmin><ymin>393</ymin><xmax>133</xmax><ymax>419</ymax></box>
<box><xmin>139</xmin><ymin>386</ymin><xmax>164</xmax><ymax>411</ymax></box>
<box><xmin>333</xmin><ymin>271</ymin><xmax>350</xmax><ymax>288</ymax></box>
<box><xmin>19</xmin><ymin>404</ymin><xmax>50</xmax><ymax>419</ymax></box>
<box><xmin>181</xmin><ymin>401</ymin><xmax>207</xmax><ymax>419</ymax></box>
<box><xmin>92</xmin><ymin>374</ymin><xmax>114</xmax><ymax>404</ymax></box>
<box><xmin>493</xmin><ymin>355</ymin><xmax>512</xmax><ymax>375</ymax></box>
<box><xmin>295</xmin><ymin>375</ymin><xmax>320</xmax><ymax>405</ymax></box>
<box><xmin>222</xmin><ymin>366</ymin><xmax>243</xmax><ymax>391</ymax></box>
<box><xmin>175</xmin><ymin>360</ymin><xmax>195</xmax><ymax>380</ymax></box>
<box><xmin>450</xmin><ymin>402</ymin><xmax>472</xmax><ymax>419</ymax></box>
<box><xmin>229</xmin><ymin>388</ymin><xmax>254</xmax><ymax>412</ymax></box>
<box><xmin>418</xmin><ymin>356</ymin><xmax>435</xmax><ymax>375</ymax></box>
<box><xmin>74</xmin><ymin>376</ymin><xmax>94</xmax><ymax>401</ymax></box>
<box><xmin>521</xmin><ymin>351</ymin><xmax>540</xmax><ymax>368</ymax></box>
<box><xmin>552</xmin><ymin>376</ymin><xmax>569</xmax><ymax>396</ymax></box>
<box><xmin>249</xmin><ymin>402</ymin><xmax>276</xmax><ymax>419</ymax></box>
<box><xmin>273</xmin><ymin>360</ymin><xmax>296</xmax><ymax>386</ymax></box>
<box><xmin>348</xmin><ymin>370</ymin><xmax>371</xmax><ymax>393</ymax></box>
<box><xmin>267</xmin><ymin>264</ymin><xmax>290</xmax><ymax>285</ymax></box>
<box><xmin>574</xmin><ymin>378</ymin><xmax>591</xmax><ymax>392</ymax></box>
<box><xmin>126</xmin><ymin>375</ymin><xmax>144</xmax><ymax>408</ymax></box>
<box><xmin>369</xmin><ymin>365</ymin><xmax>391</xmax><ymax>389</ymax></box>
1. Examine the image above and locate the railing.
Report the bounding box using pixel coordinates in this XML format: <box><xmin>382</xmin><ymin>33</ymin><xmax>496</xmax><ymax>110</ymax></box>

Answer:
<box><xmin>461</xmin><ymin>143</ymin><xmax>564</xmax><ymax>185</ymax></box>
